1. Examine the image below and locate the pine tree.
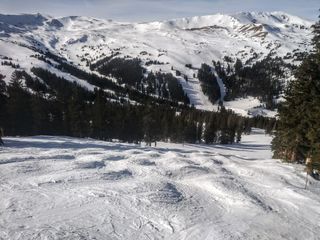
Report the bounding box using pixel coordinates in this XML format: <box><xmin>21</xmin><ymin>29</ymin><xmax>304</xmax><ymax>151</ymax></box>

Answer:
<box><xmin>182</xmin><ymin>112</ymin><xmax>197</xmax><ymax>143</ymax></box>
<box><xmin>198</xmin><ymin>64</ymin><xmax>221</xmax><ymax>104</ymax></box>
<box><xmin>312</xmin><ymin>10</ymin><xmax>320</xmax><ymax>52</ymax></box>
<box><xmin>204</xmin><ymin>113</ymin><xmax>217</xmax><ymax>144</ymax></box>
<box><xmin>272</xmin><ymin>13</ymin><xmax>320</xmax><ymax>175</ymax></box>
<box><xmin>6</xmin><ymin>71</ymin><xmax>33</xmax><ymax>136</ymax></box>
<box><xmin>143</xmin><ymin>106</ymin><xmax>159</xmax><ymax>146</ymax></box>
<box><xmin>196</xmin><ymin>120</ymin><xmax>203</xmax><ymax>143</ymax></box>
<box><xmin>68</xmin><ymin>84</ymin><xmax>88</xmax><ymax>138</ymax></box>
<box><xmin>0</xmin><ymin>74</ymin><xmax>7</xmax><ymax>129</ymax></box>
<box><xmin>31</xmin><ymin>94</ymin><xmax>49</xmax><ymax>135</ymax></box>
<box><xmin>91</xmin><ymin>88</ymin><xmax>109</xmax><ymax>140</ymax></box>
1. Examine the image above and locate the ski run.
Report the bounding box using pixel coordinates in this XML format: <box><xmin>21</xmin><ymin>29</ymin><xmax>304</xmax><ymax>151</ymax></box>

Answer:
<box><xmin>0</xmin><ymin>129</ymin><xmax>319</xmax><ymax>240</ymax></box>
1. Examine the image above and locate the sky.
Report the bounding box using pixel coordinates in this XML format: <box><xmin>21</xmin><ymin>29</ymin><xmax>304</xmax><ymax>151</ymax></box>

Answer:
<box><xmin>0</xmin><ymin>0</ymin><xmax>319</xmax><ymax>22</ymax></box>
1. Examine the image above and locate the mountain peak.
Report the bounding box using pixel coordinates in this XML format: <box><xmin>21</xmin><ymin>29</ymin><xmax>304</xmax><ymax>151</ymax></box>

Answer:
<box><xmin>142</xmin><ymin>11</ymin><xmax>312</xmax><ymax>31</ymax></box>
<box><xmin>232</xmin><ymin>11</ymin><xmax>312</xmax><ymax>26</ymax></box>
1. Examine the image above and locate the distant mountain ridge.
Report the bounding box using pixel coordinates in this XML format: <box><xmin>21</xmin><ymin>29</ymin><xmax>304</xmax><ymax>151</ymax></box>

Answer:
<box><xmin>0</xmin><ymin>12</ymin><xmax>314</xmax><ymax>116</ymax></box>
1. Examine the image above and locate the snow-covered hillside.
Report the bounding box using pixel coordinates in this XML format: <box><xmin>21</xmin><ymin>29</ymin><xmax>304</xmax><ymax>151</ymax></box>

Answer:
<box><xmin>0</xmin><ymin>12</ymin><xmax>314</xmax><ymax>114</ymax></box>
<box><xmin>0</xmin><ymin>130</ymin><xmax>319</xmax><ymax>239</ymax></box>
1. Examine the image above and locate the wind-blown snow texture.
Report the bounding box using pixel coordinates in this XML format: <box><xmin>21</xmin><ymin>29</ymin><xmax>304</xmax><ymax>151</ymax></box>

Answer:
<box><xmin>1</xmin><ymin>129</ymin><xmax>319</xmax><ymax>239</ymax></box>
<box><xmin>0</xmin><ymin>12</ymin><xmax>314</xmax><ymax>115</ymax></box>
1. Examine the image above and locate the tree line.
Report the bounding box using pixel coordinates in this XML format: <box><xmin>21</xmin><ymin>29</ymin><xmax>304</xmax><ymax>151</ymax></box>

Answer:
<box><xmin>0</xmin><ymin>69</ymin><xmax>274</xmax><ymax>145</ymax></box>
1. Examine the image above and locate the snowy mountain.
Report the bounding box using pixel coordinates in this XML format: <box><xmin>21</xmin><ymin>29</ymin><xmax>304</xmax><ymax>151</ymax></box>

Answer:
<box><xmin>0</xmin><ymin>12</ymin><xmax>314</xmax><ymax>115</ymax></box>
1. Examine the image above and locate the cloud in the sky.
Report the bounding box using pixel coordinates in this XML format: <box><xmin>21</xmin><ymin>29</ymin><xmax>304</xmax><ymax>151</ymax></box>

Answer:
<box><xmin>0</xmin><ymin>0</ymin><xmax>319</xmax><ymax>21</ymax></box>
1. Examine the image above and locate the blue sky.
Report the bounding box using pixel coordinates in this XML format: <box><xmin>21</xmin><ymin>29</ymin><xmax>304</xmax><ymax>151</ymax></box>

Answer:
<box><xmin>0</xmin><ymin>0</ymin><xmax>319</xmax><ymax>21</ymax></box>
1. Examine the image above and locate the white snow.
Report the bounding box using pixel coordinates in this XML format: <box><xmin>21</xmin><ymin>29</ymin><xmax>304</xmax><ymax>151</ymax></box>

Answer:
<box><xmin>224</xmin><ymin>97</ymin><xmax>277</xmax><ymax>117</ymax></box>
<box><xmin>0</xmin><ymin>12</ymin><xmax>314</xmax><ymax>112</ymax></box>
<box><xmin>1</xmin><ymin>130</ymin><xmax>319</xmax><ymax>239</ymax></box>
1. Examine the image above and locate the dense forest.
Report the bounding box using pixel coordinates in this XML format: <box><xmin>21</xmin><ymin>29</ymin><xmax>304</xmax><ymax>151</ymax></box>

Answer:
<box><xmin>0</xmin><ymin>67</ymin><xmax>275</xmax><ymax>145</ymax></box>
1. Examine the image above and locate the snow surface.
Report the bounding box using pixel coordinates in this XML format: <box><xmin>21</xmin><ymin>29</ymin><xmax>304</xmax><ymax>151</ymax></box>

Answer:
<box><xmin>1</xmin><ymin>130</ymin><xmax>319</xmax><ymax>239</ymax></box>
<box><xmin>0</xmin><ymin>12</ymin><xmax>314</xmax><ymax>115</ymax></box>
<box><xmin>224</xmin><ymin>97</ymin><xmax>278</xmax><ymax>118</ymax></box>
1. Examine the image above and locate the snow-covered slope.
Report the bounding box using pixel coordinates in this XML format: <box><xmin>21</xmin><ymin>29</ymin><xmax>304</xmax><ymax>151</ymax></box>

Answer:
<box><xmin>0</xmin><ymin>12</ymin><xmax>314</xmax><ymax>113</ymax></box>
<box><xmin>1</xmin><ymin>130</ymin><xmax>319</xmax><ymax>239</ymax></box>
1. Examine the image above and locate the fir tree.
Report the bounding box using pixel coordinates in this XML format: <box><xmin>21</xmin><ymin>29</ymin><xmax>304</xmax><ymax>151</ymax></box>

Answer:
<box><xmin>0</xmin><ymin>74</ymin><xmax>7</xmax><ymax>129</ymax></box>
<box><xmin>6</xmin><ymin>72</ymin><xmax>33</xmax><ymax>136</ymax></box>
<box><xmin>143</xmin><ymin>106</ymin><xmax>159</xmax><ymax>146</ymax></box>
<box><xmin>68</xmin><ymin>84</ymin><xmax>88</xmax><ymax>138</ymax></box>
<box><xmin>31</xmin><ymin>94</ymin><xmax>49</xmax><ymax>135</ymax></box>
<box><xmin>204</xmin><ymin>113</ymin><xmax>217</xmax><ymax>144</ymax></box>
<box><xmin>91</xmin><ymin>88</ymin><xmax>111</xmax><ymax>140</ymax></box>
<box><xmin>198</xmin><ymin>64</ymin><xmax>221</xmax><ymax>104</ymax></box>
<box><xmin>272</xmin><ymin>13</ymin><xmax>320</xmax><ymax>175</ymax></box>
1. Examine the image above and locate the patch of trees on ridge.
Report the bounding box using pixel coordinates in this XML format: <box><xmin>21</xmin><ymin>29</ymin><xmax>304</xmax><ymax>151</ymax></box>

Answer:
<box><xmin>213</xmin><ymin>55</ymin><xmax>292</xmax><ymax>110</ymax></box>
<box><xmin>34</xmin><ymin>51</ymin><xmax>190</xmax><ymax>107</ymax></box>
<box><xmin>143</xmin><ymin>72</ymin><xmax>189</xmax><ymax>104</ymax></box>
<box><xmin>93</xmin><ymin>57</ymin><xmax>190</xmax><ymax>104</ymax></box>
<box><xmin>195</xmin><ymin>55</ymin><xmax>291</xmax><ymax>110</ymax></box>
<box><xmin>198</xmin><ymin>63</ymin><xmax>221</xmax><ymax>104</ymax></box>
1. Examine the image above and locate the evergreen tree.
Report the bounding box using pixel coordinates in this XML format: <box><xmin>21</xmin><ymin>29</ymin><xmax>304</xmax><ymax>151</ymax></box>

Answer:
<box><xmin>143</xmin><ymin>106</ymin><xmax>159</xmax><ymax>146</ymax></box>
<box><xmin>6</xmin><ymin>72</ymin><xmax>33</xmax><ymax>136</ymax></box>
<box><xmin>68</xmin><ymin>84</ymin><xmax>88</xmax><ymax>138</ymax></box>
<box><xmin>312</xmin><ymin>10</ymin><xmax>320</xmax><ymax>52</ymax></box>
<box><xmin>31</xmin><ymin>93</ymin><xmax>49</xmax><ymax>135</ymax></box>
<box><xmin>196</xmin><ymin>120</ymin><xmax>204</xmax><ymax>143</ymax></box>
<box><xmin>91</xmin><ymin>88</ymin><xmax>109</xmax><ymax>140</ymax></box>
<box><xmin>198</xmin><ymin>64</ymin><xmax>221</xmax><ymax>104</ymax></box>
<box><xmin>0</xmin><ymin>74</ymin><xmax>7</xmax><ymax>129</ymax></box>
<box><xmin>272</xmin><ymin>13</ymin><xmax>320</xmax><ymax>175</ymax></box>
<box><xmin>204</xmin><ymin>113</ymin><xmax>217</xmax><ymax>144</ymax></box>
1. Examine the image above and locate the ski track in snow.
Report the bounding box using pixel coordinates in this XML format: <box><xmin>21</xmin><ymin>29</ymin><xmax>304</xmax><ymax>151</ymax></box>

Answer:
<box><xmin>0</xmin><ymin>130</ymin><xmax>320</xmax><ymax>240</ymax></box>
